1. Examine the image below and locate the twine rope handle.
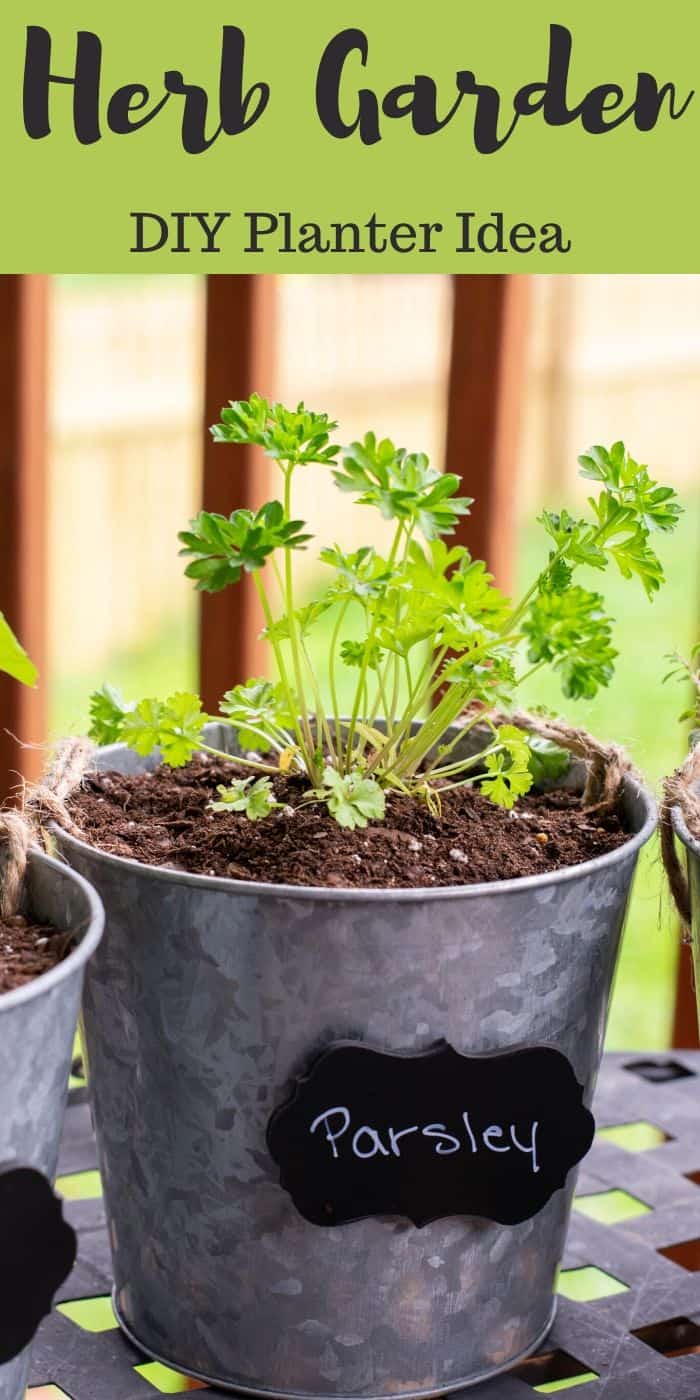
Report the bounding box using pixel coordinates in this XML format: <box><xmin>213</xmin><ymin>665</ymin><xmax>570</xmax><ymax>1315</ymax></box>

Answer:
<box><xmin>0</xmin><ymin>810</ymin><xmax>31</xmax><ymax>920</ymax></box>
<box><xmin>0</xmin><ymin>739</ymin><xmax>94</xmax><ymax>919</ymax></box>
<box><xmin>660</xmin><ymin>746</ymin><xmax>700</xmax><ymax>932</ymax></box>
<box><xmin>492</xmin><ymin>708</ymin><xmax>637</xmax><ymax>808</ymax></box>
<box><xmin>25</xmin><ymin>737</ymin><xmax>95</xmax><ymax>838</ymax></box>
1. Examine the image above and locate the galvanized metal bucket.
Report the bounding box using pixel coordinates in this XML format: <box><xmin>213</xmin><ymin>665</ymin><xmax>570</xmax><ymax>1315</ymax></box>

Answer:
<box><xmin>0</xmin><ymin>850</ymin><xmax>104</xmax><ymax>1400</ymax></box>
<box><xmin>671</xmin><ymin>779</ymin><xmax>700</xmax><ymax>1026</ymax></box>
<box><xmin>56</xmin><ymin>726</ymin><xmax>655</xmax><ymax>1398</ymax></box>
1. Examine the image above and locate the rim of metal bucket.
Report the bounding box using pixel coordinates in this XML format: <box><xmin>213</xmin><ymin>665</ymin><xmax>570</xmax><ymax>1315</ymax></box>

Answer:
<box><xmin>672</xmin><ymin>802</ymin><xmax>700</xmax><ymax>861</ymax></box>
<box><xmin>670</xmin><ymin>736</ymin><xmax>700</xmax><ymax>858</ymax></box>
<box><xmin>55</xmin><ymin>756</ymin><xmax>657</xmax><ymax>904</ymax></box>
<box><xmin>113</xmin><ymin>1290</ymin><xmax>558</xmax><ymax>1399</ymax></box>
<box><xmin>0</xmin><ymin>848</ymin><xmax>104</xmax><ymax>1014</ymax></box>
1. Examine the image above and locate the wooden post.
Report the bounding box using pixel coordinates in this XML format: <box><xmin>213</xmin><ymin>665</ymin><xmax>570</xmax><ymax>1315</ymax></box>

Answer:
<box><xmin>199</xmin><ymin>276</ymin><xmax>276</xmax><ymax>713</ymax></box>
<box><xmin>672</xmin><ymin>943</ymin><xmax>700</xmax><ymax>1048</ymax></box>
<box><xmin>0</xmin><ymin>276</ymin><xmax>50</xmax><ymax>796</ymax></box>
<box><xmin>444</xmin><ymin>275</ymin><xmax>531</xmax><ymax>589</ymax></box>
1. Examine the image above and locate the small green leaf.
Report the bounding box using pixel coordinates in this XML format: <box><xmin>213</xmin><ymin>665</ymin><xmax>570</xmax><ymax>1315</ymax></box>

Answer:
<box><xmin>220</xmin><ymin>679</ymin><xmax>292</xmax><ymax>750</ymax></box>
<box><xmin>320</xmin><ymin>545</ymin><xmax>395</xmax><ymax>600</ymax></box>
<box><xmin>179</xmin><ymin>504</ymin><xmax>312</xmax><ymax>593</ymax></box>
<box><xmin>209</xmin><ymin>776</ymin><xmax>279</xmax><ymax>820</ymax></box>
<box><xmin>88</xmin><ymin>684</ymin><xmax>132</xmax><ymax>745</ymax></box>
<box><xmin>478</xmin><ymin>726</ymin><xmax>533</xmax><ymax>810</ymax></box>
<box><xmin>122</xmin><ymin>692</ymin><xmax>206</xmax><ymax>767</ymax></box>
<box><xmin>211</xmin><ymin>396</ymin><xmax>340</xmax><ymax>469</ymax></box>
<box><xmin>333</xmin><ymin>436</ymin><xmax>472</xmax><ymax>539</ymax></box>
<box><xmin>121</xmin><ymin>697</ymin><xmax>165</xmax><ymax>758</ymax></box>
<box><xmin>526</xmin><ymin>737</ymin><xmax>570</xmax><ymax>786</ymax></box>
<box><xmin>263</xmin><ymin>598</ymin><xmax>333</xmax><ymax>642</ymax></box>
<box><xmin>340</xmin><ymin>639</ymin><xmax>384</xmax><ymax>671</ymax></box>
<box><xmin>523</xmin><ymin>587</ymin><xmax>617</xmax><ymax>700</ymax></box>
<box><xmin>314</xmin><ymin>767</ymin><xmax>386</xmax><ymax>830</ymax></box>
<box><xmin>0</xmin><ymin>613</ymin><xmax>37</xmax><ymax>687</ymax></box>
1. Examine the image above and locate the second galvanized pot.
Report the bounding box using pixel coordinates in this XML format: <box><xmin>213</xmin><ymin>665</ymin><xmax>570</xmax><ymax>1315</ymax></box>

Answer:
<box><xmin>670</xmin><ymin>752</ymin><xmax>700</xmax><ymax>1024</ymax></box>
<box><xmin>56</xmin><ymin>728</ymin><xmax>655</xmax><ymax>1398</ymax></box>
<box><xmin>0</xmin><ymin>850</ymin><xmax>104</xmax><ymax>1400</ymax></box>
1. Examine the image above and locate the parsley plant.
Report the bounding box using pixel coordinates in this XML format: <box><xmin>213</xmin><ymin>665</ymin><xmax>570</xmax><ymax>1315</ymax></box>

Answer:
<box><xmin>89</xmin><ymin>399</ymin><xmax>681</xmax><ymax>828</ymax></box>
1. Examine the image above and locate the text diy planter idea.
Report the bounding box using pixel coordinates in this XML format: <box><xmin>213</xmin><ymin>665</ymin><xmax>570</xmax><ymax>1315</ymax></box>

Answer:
<box><xmin>57</xmin><ymin>735</ymin><xmax>654</xmax><ymax>1396</ymax></box>
<box><xmin>0</xmin><ymin>849</ymin><xmax>104</xmax><ymax>1400</ymax></box>
<box><xmin>56</xmin><ymin>402</ymin><xmax>681</xmax><ymax>1394</ymax></box>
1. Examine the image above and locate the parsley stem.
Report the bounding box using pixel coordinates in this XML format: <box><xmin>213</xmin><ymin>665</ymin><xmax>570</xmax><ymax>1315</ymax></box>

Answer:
<box><xmin>301</xmin><ymin>634</ymin><xmax>336</xmax><ymax>762</ymax></box>
<box><xmin>282</xmin><ymin>466</ymin><xmax>319</xmax><ymax>780</ymax></box>
<box><xmin>199</xmin><ymin>742</ymin><xmax>278</xmax><ymax>776</ymax></box>
<box><xmin>368</xmin><ymin>646</ymin><xmax>447</xmax><ymax>774</ymax></box>
<box><xmin>514</xmin><ymin>660</ymin><xmax>547</xmax><ymax>689</ymax></box>
<box><xmin>328</xmin><ymin>598</ymin><xmax>350</xmax><ymax>761</ymax></box>
<box><xmin>216</xmin><ymin>717</ymin><xmax>287</xmax><ymax>755</ymax></box>
<box><xmin>504</xmin><ymin>543</ymin><xmax>567</xmax><ymax>633</ymax></box>
<box><xmin>344</xmin><ymin>521</ymin><xmax>404</xmax><ymax>768</ymax></box>
<box><xmin>252</xmin><ymin>570</ymin><xmax>312</xmax><ymax>775</ymax></box>
<box><xmin>421</xmin><ymin>709</ymin><xmax>488</xmax><ymax>778</ymax></box>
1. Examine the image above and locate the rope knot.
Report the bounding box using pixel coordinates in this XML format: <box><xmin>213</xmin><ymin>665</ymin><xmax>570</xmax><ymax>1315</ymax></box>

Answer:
<box><xmin>0</xmin><ymin>810</ymin><xmax>31</xmax><ymax>920</ymax></box>
<box><xmin>660</xmin><ymin>746</ymin><xmax>700</xmax><ymax>934</ymax></box>
<box><xmin>504</xmin><ymin>709</ymin><xmax>637</xmax><ymax>808</ymax></box>
<box><xmin>26</xmin><ymin>737</ymin><xmax>95</xmax><ymax>838</ymax></box>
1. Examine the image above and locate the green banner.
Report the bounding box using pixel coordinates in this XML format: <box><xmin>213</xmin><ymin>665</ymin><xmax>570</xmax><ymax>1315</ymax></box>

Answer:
<box><xmin>1</xmin><ymin>0</ymin><xmax>698</xmax><ymax>269</ymax></box>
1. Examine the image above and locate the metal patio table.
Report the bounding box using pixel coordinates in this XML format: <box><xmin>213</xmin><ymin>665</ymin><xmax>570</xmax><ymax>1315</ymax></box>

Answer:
<box><xmin>25</xmin><ymin>1052</ymin><xmax>700</xmax><ymax>1400</ymax></box>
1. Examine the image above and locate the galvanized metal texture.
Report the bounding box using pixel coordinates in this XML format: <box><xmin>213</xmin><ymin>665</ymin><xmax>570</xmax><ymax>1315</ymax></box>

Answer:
<box><xmin>55</xmin><ymin>728</ymin><xmax>656</xmax><ymax>1398</ymax></box>
<box><xmin>671</xmin><ymin>801</ymin><xmax>700</xmax><ymax>1027</ymax></box>
<box><xmin>0</xmin><ymin>850</ymin><xmax>104</xmax><ymax>1400</ymax></box>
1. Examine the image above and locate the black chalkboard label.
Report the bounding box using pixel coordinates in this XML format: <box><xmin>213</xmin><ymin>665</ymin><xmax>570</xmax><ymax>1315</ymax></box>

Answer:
<box><xmin>0</xmin><ymin>1166</ymin><xmax>77</xmax><ymax>1364</ymax></box>
<box><xmin>267</xmin><ymin>1041</ymin><xmax>594</xmax><ymax>1228</ymax></box>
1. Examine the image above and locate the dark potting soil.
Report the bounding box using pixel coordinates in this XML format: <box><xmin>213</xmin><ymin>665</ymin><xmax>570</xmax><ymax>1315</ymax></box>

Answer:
<box><xmin>66</xmin><ymin>755</ymin><xmax>631</xmax><ymax>890</ymax></box>
<box><xmin>0</xmin><ymin>914</ymin><xmax>71</xmax><ymax>994</ymax></box>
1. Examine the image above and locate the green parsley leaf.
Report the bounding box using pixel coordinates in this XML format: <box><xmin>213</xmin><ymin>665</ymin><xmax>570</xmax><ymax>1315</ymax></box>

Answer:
<box><xmin>88</xmin><ymin>683</ymin><xmax>132</xmax><ymax>745</ymax></box>
<box><xmin>586</xmin><ymin>491</ymin><xmax>666</xmax><ymax>598</ymax></box>
<box><xmin>179</xmin><ymin>503</ymin><xmax>312</xmax><ymax>593</ymax></box>
<box><xmin>538</xmin><ymin>510</ymin><xmax>607</xmax><ymax>572</ymax></box>
<box><xmin>316</xmin><ymin>767</ymin><xmax>386</xmax><ymax>830</ymax></box>
<box><xmin>220</xmin><ymin>679</ymin><xmax>292</xmax><ymax>750</ymax></box>
<box><xmin>478</xmin><ymin>726</ymin><xmax>533</xmax><ymax>809</ymax></box>
<box><xmin>0</xmin><ymin>613</ymin><xmax>37</xmax><ymax>687</ymax></box>
<box><xmin>578</xmin><ymin>443</ymin><xmax>683</xmax><ymax>532</ymax></box>
<box><xmin>333</xmin><ymin>434</ymin><xmax>472</xmax><ymax>539</ymax></box>
<box><xmin>122</xmin><ymin>692</ymin><xmax>207</xmax><ymax>767</ymax></box>
<box><xmin>526</xmin><ymin>736</ymin><xmax>570</xmax><ymax>787</ymax></box>
<box><xmin>523</xmin><ymin>586</ymin><xmax>618</xmax><ymax>699</ymax></box>
<box><xmin>211</xmin><ymin>396</ymin><xmax>340</xmax><ymax>469</ymax></box>
<box><xmin>209</xmin><ymin>776</ymin><xmax>279</xmax><ymax>821</ymax></box>
<box><xmin>320</xmin><ymin>545</ymin><xmax>396</xmax><ymax>600</ymax></box>
<box><xmin>340</xmin><ymin>639</ymin><xmax>384</xmax><ymax>671</ymax></box>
